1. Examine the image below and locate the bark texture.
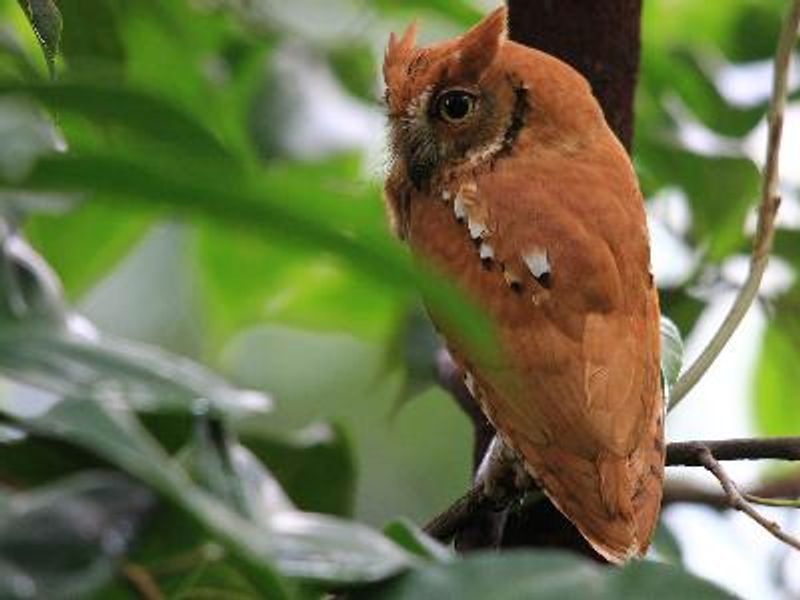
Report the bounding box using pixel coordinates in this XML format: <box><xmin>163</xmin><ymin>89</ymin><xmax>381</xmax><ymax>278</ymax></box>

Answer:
<box><xmin>507</xmin><ymin>0</ymin><xmax>642</xmax><ymax>150</ymax></box>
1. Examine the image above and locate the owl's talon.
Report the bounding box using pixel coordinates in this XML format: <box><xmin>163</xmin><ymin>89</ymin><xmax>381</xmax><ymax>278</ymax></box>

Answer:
<box><xmin>475</xmin><ymin>436</ymin><xmax>530</xmax><ymax>508</ymax></box>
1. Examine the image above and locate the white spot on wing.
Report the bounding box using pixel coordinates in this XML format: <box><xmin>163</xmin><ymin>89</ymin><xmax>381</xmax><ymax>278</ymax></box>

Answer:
<box><xmin>442</xmin><ymin>190</ymin><xmax>452</xmax><ymax>201</ymax></box>
<box><xmin>454</xmin><ymin>194</ymin><xmax>466</xmax><ymax>221</ymax></box>
<box><xmin>479</xmin><ymin>242</ymin><xmax>494</xmax><ymax>260</ymax></box>
<box><xmin>468</xmin><ymin>217</ymin><xmax>486</xmax><ymax>239</ymax></box>
<box><xmin>523</xmin><ymin>249</ymin><xmax>550</xmax><ymax>279</ymax></box>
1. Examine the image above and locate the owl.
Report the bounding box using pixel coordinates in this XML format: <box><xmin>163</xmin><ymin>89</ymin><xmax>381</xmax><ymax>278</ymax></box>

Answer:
<box><xmin>383</xmin><ymin>7</ymin><xmax>663</xmax><ymax>563</ymax></box>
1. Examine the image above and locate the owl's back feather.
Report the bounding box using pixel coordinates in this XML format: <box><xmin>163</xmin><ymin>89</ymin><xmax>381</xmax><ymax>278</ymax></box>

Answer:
<box><xmin>384</xmin><ymin>9</ymin><xmax>664</xmax><ymax>563</ymax></box>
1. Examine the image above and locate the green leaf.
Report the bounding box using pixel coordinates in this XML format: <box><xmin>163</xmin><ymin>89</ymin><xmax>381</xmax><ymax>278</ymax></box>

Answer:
<box><xmin>0</xmin><ymin>81</ymin><xmax>231</xmax><ymax>159</ymax></box>
<box><xmin>0</xmin><ymin>95</ymin><xmax>58</xmax><ymax>182</ymax></box>
<box><xmin>651</xmin><ymin>520</ymin><xmax>684</xmax><ymax>566</ymax></box>
<box><xmin>659</xmin><ymin>288</ymin><xmax>706</xmax><ymax>341</ymax></box>
<box><xmin>56</xmin><ymin>0</ymin><xmax>125</xmax><ymax>74</ymax></box>
<box><xmin>355</xmin><ymin>550</ymin><xmax>738</xmax><ymax>599</ymax></box>
<box><xmin>5</xmin><ymin>151</ymin><xmax>494</xmax><ymax>357</ymax></box>
<box><xmin>24</xmin><ymin>203</ymin><xmax>151</xmax><ymax>299</ymax></box>
<box><xmin>754</xmin><ymin>312</ymin><xmax>800</xmax><ymax>436</ymax></box>
<box><xmin>725</xmin><ymin>2</ymin><xmax>785</xmax><ymax>62</ymax></box>
<box><xmin>637</xmin><ymin>138</ymin><xmax>760</xmax><ymax>260</ymax></box>
<box><xmin>239</xmin><ymin>422</ymin><xmax>357</xmax><ymax>517</ymax></box>
<box><xmin>667</xmin><ymin>48</ymin><xmax>769</xmax><ymax>138</ymax></box>
<box><xmin>327</xmin><ymin>41</ymin><xmax>378</xmax><ymax>102</ymax></box>
<box><xmin>371</xmin><ymin>0</ymin><xmax>483</xmax><ymax>27</ymax></box>
<box><xmin>0</xmin><ymin>387</ymin><xmax>412</xmax><ymax>588</ymax></box>
<box><xmin>660</xmin><ymin>315</ymin><xmax>684</xmax><ymax>394</ymax></box>
<box><xmin>15</xmin><ymin>0</ymin><xmax>61</xmax><ymax>76</ymax></box>
<box><xmin>0</xmin><ymin>317</ymin><xmax>274</xmax><ymax>418</ymax></box>
<box><xmin>183</xmin><ymin>418</ymin><xmax>295</xmax><ymax>521</ymax></box>
<box><xmin>383</xmin><ymin>519</ymin><xmax>453</xmax><ymax>562</ymax></box>
<box><xmin>0</xmin><ymin>471</ymin><xmax>154</xmax><ymax>600</ymax></box>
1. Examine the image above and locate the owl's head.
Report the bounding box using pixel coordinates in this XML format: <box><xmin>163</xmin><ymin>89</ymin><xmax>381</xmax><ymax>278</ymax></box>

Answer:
<box><xmin>383</xmin><ymin>7</ymin><xmax>512</xmax><ymax>189</ymax></box>
<box><xmin>383</xmin><ymin>6</ymin><xmax>600</xmax><ymax>190</ymax></box>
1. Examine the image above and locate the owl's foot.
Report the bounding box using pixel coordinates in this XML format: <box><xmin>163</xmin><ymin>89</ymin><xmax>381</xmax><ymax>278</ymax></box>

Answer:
<box><xmin>475</xmin><ymin>436</ymin><xmax>533</xmax><ymax>508</ymax></box>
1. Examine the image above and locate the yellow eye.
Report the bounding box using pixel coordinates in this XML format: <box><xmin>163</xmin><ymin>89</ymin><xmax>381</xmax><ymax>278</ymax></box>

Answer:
<box><xmin>436</xmin><ymin>90</ymin><xmax>476</xmax><ymax>123</ymax></box>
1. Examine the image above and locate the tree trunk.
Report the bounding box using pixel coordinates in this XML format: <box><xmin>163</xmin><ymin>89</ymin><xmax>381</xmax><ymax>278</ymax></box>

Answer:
<box><xmin>508</xmin><ymin>0</ymin><xmax>642</xmax><ymax>150</ymax></box>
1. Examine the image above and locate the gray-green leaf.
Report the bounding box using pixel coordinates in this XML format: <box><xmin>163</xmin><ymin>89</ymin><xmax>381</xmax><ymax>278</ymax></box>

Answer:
<box><xmin>660</xmin><ymin>315</ymin><xmax>684</xmax><ymax>397</ymax></box>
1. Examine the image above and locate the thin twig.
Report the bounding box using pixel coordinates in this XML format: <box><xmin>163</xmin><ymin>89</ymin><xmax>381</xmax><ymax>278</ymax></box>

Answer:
<box><xmin>666</xmin><ymin>437</ymin><xmax>800</xmax><ymax>466</ymax></box>
<box><xmin>122</xmin><ymin>563</ymin><xmax>163</xmax><ymax>600</ymax></box>
<box><xmin>744</xmin><ymin>493</ymin><xmax>800</xmax><ymax>509</ymax></box>
<box><xmin>697</xmin><ymin>447</ymin><xmax>800</xmax><ymax>552</ymax></box>
<box><xmin>669</xmin><ymin>0</ymin><xmax>800</xmax><ymax>410</ymax></box>
<box><xmin>425</xmin><ymin>437</ymin><xmax>800</xmax><ymax>542</ymax></box>
<box><xmin>424</xmin><ymin>485</ymin><xmax>490</xmax><ymax>540</ymax></box>
<box><xmin>664</xmin><ymin>473</ymin><xmax>800</xmax><ymax>509</ymax></box>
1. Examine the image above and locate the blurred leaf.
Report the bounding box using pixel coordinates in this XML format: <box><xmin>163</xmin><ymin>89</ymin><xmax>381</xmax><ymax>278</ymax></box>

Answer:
<box><xmin>0</xmin><ymin>316</ymin><xmax>273</xmax><ymax>418</ymax></box>
<box><xmin>0</xmin><ymin>24</ymin><xmax>43</xmax><ymax>80</ymax></box>
<box><xmin>0</xmin><ymin>471</ymin><xmax>154</xmax><ymax>600</ymax></box>
<box><xmin>725</xmin><ymin>2</ymin><xmax>786</xmax><ymax>62</ymax></box>
<box><xmin>15</xmin><ymin>0</ymin><xmax>61</xmax><ymax>76</ymax></box>
<box><xmin>25</xmin><ymin>203</ymin><xmax>151</xmax><ymax>298</ymax></box>
<box><xmin>771</xmin><ymin>229</ymin><xmax>800</xmax><ymax>265</ymax></box>
<box><xmin>660</xmin><ymin>315</ymin><xmax>684</xmax><ymax>394</ymax></box>
<box><xmin>4</xmin><ymin>151</ymin><xmax>493</xmax><ymax>355</ymax></box>
<box><xmin>371</xmin><ymin>0</ymin><xmax>482</xmax><ymax>27</ymax></box>
<box><xmin>0</xmin><ymin>389</ymin><xmax>412</xmax><ymax>588</ymax></box>
<box><xmin>0</xmin><ymin>429</ymin><xmax>104</xmax><ymax>487</ymax></box>
<box><xmin>327</xmin><ymin>41</ymin><xmax>378</xmax><ymax>102</ymax></box>
<box><xmin>383</xmin><ymin>305</ymin><xmax>439</xmax><ymax>412</ymax></box>
<box><xmin>355</xmin><ymin>551</ymin><xmax>737</xmax><ymax>599</ymax></box>
<box><xmin>383</xmin><ymin>519</ymin><xmax>452</xmax><ymax>562</ymax></box>
<box><xmin>637</xmin><ymin>139</ymin><xmax>760</xmax><ymax>260</ymax></box>
<box><xmin>754</xmin><ymin>305</ymin><xmax>800</xmax><ymax>436</ymax></box>
<box><xmin>659</xmin><ymin>287</ymin><xmax>706</xmax><ymax>340</ymax></box>
<box><xmin>196</xmin><ymin>223</ymin><xmax>404</xmax><ymax>345</ymax></box>
<box><xmin>56</xmin><ymin>0</ymin><xmax>125</xmax><ymax>74</ymax></box>
<box><xmin>0</xmin><ymin>95</ymin><xmax>57</xmax><ymax>182</ymax></box>
<box><xmin>652</xmin><ymin>521</ymin><xmax>684</xmax><ymax>566</ymax></box>
<box><xmin>668</xmin><ymin>48</ymin><xmax>770</xmax><ymax>138</ymax></box>
<box><xmin>0</xmin><ymin>228</ymin><xmax>66</xmax><ymax>325</ymax></box>
<box><xmin>240</xmin><ymin>422</ymin><xmax>356</xmax><ymax>517</ymax></box>
<box><xmin>0</xmin><ymin>81</ymin><xmax>231</xmax><ymax>159</ymax></box>
<box><xmin>184</xmin><ymin>418</ymin><xmax>295</xmax><ymax>521</ymax></box>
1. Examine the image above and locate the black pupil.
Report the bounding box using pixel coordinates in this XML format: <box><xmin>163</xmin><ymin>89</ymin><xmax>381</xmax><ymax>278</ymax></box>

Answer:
<box><xmin>441</xmin><ymin>93</ymin><xmax>471</xmax><ymax>120</ymax></box>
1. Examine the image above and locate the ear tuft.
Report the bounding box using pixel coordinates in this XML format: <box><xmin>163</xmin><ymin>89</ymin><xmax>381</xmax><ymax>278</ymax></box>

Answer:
<box><xmin>453</xmin><ymin>6</ymin><xmax>508</xmax><ymax>81</ymax></box>
<box><xmin>384</xmin><ymin>20</ymin><xmax>418</xmax><ymax>85</ymax></box>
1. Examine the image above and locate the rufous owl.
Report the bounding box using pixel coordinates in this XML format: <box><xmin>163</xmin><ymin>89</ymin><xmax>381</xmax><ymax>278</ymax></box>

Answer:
<box><xmin>383</xmin><ymin>7</ymin><xmax>663</xmax><ymax>563</ymax></box>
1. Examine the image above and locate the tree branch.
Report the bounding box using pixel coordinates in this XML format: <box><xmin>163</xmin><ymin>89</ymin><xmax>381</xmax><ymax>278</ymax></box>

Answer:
<box><xmin>425</xmin><ymin>438</ymin><xmax>800</xmax><ymax>543</ymax></box>
<box><xmin>668</xmin><ymin>0</ymin><xmax>800</xmax><ymax>410</ymax></box>
<box><xmin>697</xmin><ymin>446</ymin><xmax>800</xmax><ymax>552</ymax></box>
<box><xmin>666</xmin><ymin>437</ymin><xmax>800</xmax><ymax>466</ymax></box>
<box><xmin>663</xmin><ymin>474</ymin><xmax>800</xmax><ymax>510</ymax></box>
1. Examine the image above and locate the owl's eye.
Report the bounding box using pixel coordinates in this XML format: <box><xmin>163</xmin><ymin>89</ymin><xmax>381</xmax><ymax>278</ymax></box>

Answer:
<box><xmin>436</xmin><ymin>90</ymin><xmax>476</xmax><ymax>123</ymax></box>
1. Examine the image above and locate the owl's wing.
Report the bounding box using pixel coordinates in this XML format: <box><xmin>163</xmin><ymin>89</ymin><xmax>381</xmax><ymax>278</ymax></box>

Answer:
<box><xmin>406</xmin><ymin>139</ymin><xmax>663</xmax><ymax>563</ymax></box>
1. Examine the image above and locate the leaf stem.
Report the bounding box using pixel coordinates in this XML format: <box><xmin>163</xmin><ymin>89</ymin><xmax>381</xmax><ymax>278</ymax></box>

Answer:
<box><xmin>668</xmin><ymin>0</ymin><xmax>800</xmax><ymax>411</ymax></box>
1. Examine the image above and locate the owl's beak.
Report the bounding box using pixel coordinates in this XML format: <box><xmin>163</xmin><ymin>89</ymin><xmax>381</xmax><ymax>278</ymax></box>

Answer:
<box><xmin>406</xmin><ymin>142</ymin><xmax>437</xmax><ymax>190</ymax></box>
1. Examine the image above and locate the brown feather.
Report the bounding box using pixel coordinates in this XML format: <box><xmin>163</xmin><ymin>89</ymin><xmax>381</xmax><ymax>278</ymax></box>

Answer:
<box><xmin>383</xmin><ymin>9</ymin><xmax>664</xmax><ymax>563</ymax></box>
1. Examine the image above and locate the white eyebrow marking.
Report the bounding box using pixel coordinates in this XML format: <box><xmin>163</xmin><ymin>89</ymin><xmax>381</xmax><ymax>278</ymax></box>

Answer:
<box><xmin>479</xmin><ymin>242</ymin><xmax>494</xmax><ymax>260</ymax></box>
<box><xmin>405</xmin><ymin>87</ymin><xmax>433</xmax><ymax>118</ymax></box>
<box><xmin>523</xmin><ymin>249</ymin><xmax>550</xmax><ymax>279</ymax></box>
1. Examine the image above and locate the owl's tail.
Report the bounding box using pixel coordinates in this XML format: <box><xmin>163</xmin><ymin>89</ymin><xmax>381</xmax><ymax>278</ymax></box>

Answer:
<box><xmin>516</xmin><ymin>403</ymin><xmax>665</xmax><ymax>563</ymax></box>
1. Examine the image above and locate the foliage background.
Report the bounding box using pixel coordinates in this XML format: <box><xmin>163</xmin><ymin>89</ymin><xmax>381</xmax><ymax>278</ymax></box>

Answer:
<box><xmin>0</xmin><ymin>0</ymin><xmax>798</xmax><ymax>598</ymax></box>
